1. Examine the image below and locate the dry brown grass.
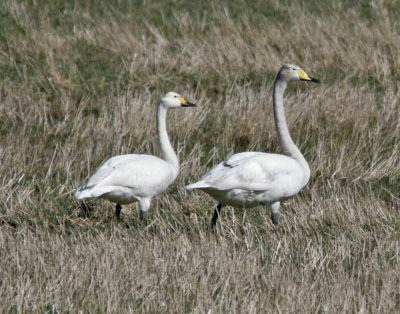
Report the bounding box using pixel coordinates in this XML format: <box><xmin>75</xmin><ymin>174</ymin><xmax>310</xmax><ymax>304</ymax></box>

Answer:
<box><xmin>1</xmin><ymin>0</ymin><xmax>400</xmax><ymax>312</ymax></box>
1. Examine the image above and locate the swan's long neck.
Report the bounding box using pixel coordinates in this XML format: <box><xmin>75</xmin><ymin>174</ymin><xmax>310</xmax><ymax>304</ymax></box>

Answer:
<box><xmin>273</xmin><ymin>78</ymin><xmax>310</xmax><ymax>185</ymax></box>
<box><xmin>157</xmin><ymin>103</ymin><xmax>179</xmax><ymax>179</ymax></box>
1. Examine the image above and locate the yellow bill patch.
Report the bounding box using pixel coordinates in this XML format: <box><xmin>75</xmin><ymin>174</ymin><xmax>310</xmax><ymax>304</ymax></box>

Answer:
<box><xmin>297</xmin><ymin>69</ymin><xmax>312</xmax><ymax>81</ymax></box>
<box><xmin>178</xmin><ymin>96</ymin><xmax>187</xmax><ymax>104</ymax></box>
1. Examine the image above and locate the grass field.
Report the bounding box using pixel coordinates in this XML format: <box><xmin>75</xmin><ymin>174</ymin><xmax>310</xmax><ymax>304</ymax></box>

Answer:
<box><xmin>1</xmin><ymin>0</ymin><xmax>400</xmax><ymax>312</ymax></box>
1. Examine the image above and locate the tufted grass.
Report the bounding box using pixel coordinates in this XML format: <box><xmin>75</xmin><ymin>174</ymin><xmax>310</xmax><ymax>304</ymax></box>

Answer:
<box><xmin>1</xmin><ymin>0</ymin><xmax>400</xmax><ymax>312</ymax></box>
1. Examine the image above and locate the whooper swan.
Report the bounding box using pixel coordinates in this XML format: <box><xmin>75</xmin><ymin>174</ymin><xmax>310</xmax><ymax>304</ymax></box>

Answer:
<box><xmin>76</xmin><ymin>92</ymin><xmax>196</xmax><ymax>220</ymax></box>
<box><xmin>186</xmin><ymin>64</ymin><xmax>319</xmax><ymax>229</ymax></box>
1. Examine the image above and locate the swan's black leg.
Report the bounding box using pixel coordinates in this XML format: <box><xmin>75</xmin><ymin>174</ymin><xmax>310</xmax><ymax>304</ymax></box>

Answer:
<box><xmin>140</xmin><ymin>210</ymin><xmax>148</xmax><ymax>220</ymax></box>
<box><xmin>211</xmin><ymin>203</ymin><xmax>223</xmax><ymax>228</ymax></box>
<box><xmin>115</xmin><ymin>204</ymin><xmax>122</xmax><ymax>219</ymax></box>
<box><xmin>271</xmin><ymin>212</ymin><xmax>278</xmax><ymax>234</ymax></box>
<box><xmin>271</xmin><ymin>212</ymin><xmax>278</xmax><ymax>225</ymax></box>
<box><xmin>79</xmin><ymin>202</ymin><xmax>92</xmax><ymax>218</ymax></box>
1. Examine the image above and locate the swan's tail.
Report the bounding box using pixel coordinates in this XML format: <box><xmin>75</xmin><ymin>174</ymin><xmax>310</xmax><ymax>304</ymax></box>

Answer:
<box><xmin>186</xmin><ymin>181</ymin><xmax>210</xmax><ymax>189</ymax></box>
<box><xmin>75</xmin><ymin>186</ymin><xmax>92</xmax><ymax>200</ymax></box>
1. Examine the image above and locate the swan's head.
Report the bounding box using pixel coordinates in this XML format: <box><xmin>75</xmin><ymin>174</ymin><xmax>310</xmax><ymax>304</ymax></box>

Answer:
<box><xmin>278</xmin><ymin>64</ymin><xmax>319</xmax><ymax>83</ymax></box>
<box><xmin>160</xmin><ymin>92</ymin><xmax>196</xmax><ymax>109</ymax></box>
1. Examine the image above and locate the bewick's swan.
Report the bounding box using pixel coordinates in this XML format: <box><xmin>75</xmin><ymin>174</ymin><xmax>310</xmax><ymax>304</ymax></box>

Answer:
<box><xmin>76</xmin><ymin>92</ymin><xmax>196</xmax><ymax>219</ymax></box>
<box><xmin>186</xmin><ymin>64</ymin><xmax>319</xmax><ymax>229</ymax></box>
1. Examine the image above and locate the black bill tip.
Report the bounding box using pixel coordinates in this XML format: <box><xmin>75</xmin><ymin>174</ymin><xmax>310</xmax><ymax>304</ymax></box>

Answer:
<box><xmin>182</xmin><ymin>102</ymin><xmax>196</xmax><ymax>107</ymax></box>
<box><xmin>301</xmin><ymin>76</ymin><xmax>320</xmax><ymax>83</ymax></box>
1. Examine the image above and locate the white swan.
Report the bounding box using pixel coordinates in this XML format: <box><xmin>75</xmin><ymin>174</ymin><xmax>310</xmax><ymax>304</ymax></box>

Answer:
<box><xmin>75</xmin><ymin>92</ymin><xmax>196</xmax><ymax>219</ymax></box>
<box><xmin>186</xmin><ymin>64</ymin><xmax>319</xmax><ymax>229</ymax></box>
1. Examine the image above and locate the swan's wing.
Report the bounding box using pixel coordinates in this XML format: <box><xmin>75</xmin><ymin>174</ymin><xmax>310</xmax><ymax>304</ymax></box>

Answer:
<box><xmin>187</xmin><ymin>152</ymin><xmax>260</xmax><ymax>189</ymax></box>
<box><xmin>80</xmin><ymin>154</ymin><xmax>140</xmax><ymax>189</ymax></box>
<box><xmin>187</xmin><ymin>152</ymin><xmax>304</xmax><ymax>193</ymax></box>
<box><xmin>187</xmin><ymin>152</ymin><xmax>267</xmax><ymax>189</ymax></box>
<box><xmin>76</xmin><ymin>154</ymin><xmax>174</xmax><ymax>198</ymax></box>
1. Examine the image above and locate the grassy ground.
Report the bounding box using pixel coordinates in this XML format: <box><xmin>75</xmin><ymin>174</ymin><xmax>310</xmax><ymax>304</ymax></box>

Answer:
<box><xmin>1</xmin><ymin>0</ymin><xmax>400</xmax><ymax>312</ymax></box>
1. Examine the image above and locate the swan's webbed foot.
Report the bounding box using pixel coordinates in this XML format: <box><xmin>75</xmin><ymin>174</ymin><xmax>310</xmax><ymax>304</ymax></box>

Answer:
<box><xmin>115</xmin><ymin>204</ymin><xmax>122</xmax><ymax>219</ymax></box>
<box><xmin>211</xmin><ymin>203</ymin><xmax>223</xmax><ymax>229</ymax></box>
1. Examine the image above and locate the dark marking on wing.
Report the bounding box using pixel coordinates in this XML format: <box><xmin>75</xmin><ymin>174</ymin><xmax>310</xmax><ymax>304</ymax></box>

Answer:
<box><xmin>223</xmin><ymin>161</ymin><xmax>237</xmax><ymax>168</ymax></box>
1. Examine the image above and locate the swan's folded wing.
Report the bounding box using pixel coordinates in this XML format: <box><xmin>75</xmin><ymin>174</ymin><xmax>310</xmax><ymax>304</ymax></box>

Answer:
<box><xmin>79</xmin><ymin>154</ymin><xmax>141</xmax><ymax>190</ymax></box>
<box><xmin>194</xmin><ymin>153</ymin><xmax>304</xmax><ymax>192</ymax></box>
<box><xmin>78</xmin><ymin>154</ymin><xmax>173</xmax><ymax>191</ymax></box>
<box><xmin>187</xmin><ymin>152</ymin><xmax>260</xmax><ymax>189</ymax></box>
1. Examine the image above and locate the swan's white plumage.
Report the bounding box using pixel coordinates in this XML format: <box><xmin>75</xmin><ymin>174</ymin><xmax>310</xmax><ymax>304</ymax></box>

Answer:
<box><xmin>75</xmin><ymin>91</ymin><xmax>196</xmax><ymax>219</ymax></box>
<box><xmin>186</xmin><ymin>152</ymin><xmax>306</xmax><ymax>206</ymax></box>
<box><xmin>76</xmin><ymin>154</ymin><xmax>174</xmax><ymax>203</ymax></box>
<box><xmin>186</xmin><ymin>64</ymin><xmax>319</xmax><ymax>227</ymax></box>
